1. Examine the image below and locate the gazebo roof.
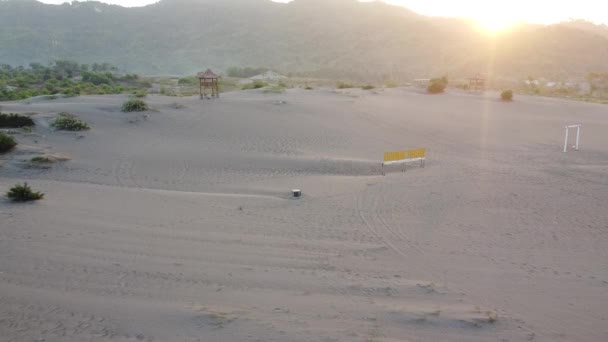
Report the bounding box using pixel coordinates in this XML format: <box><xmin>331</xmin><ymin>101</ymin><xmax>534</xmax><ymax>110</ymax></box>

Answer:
<box><xmin>197</xmin><ymin>69</ymin><xmax>219</xmax><ymax>79</ymax></box>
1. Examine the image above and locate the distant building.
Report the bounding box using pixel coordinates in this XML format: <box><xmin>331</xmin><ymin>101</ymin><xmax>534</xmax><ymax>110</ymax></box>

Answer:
<box><xmin>524</xmin><ymin>80</ymin><xmax>540</xmax><ymax>86</ymax></box>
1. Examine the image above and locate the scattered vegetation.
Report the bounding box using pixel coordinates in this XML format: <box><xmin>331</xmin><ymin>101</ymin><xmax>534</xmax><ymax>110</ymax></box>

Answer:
<box><xmin>6</xmin><ymin>183</ymin><xmax>44</xmax><ymax>202</ymax></box>
<box><xmin>263</xmin><ymin>85</ymin><xmax>286</xmax><ymax>94</ymax></box>
<box><xmin>362</xmin><ymin>84</ymin><xmax>375</xmax><ymax>90</ymax></box>
<box><xmin>177</xmin><ymin>76</ymin><xmax>198</xmax><ymax>86</ymax></box>
<box><xmin>226</xmin><ymin>66</ymin><xmax>269</xmax><ymax>78</ymax></box>
<box><xmin>31</xmin><ymin>156</ymin><xmax>52</xmax><ymax>163</ymax></box>
<box><xmin>384</xmin><ymin>80</ymin><xmax>399</xmax><ymax>88</ymax></box>
<box><xmin>242</xmin><ymin>80</ymin><xmax>268</xmax><ymax>90</ymax></box>
<box><xmin>501</xmin><ymin>89</ymin><xmax>514</xmax><ymax>101</ymax></box>
<box><xmin>0</xmin><ymin>113</ymin><xmax>35</xmax><ymax>128</ymax></box>
<box><xmin>427</xmin><ymin>76</ymin><xmax>449</xmax><ymax>94</ymax></box>
<box><xmin>0</xmin><ymin>132</ymin><xmax>17</xmax><ymax>153</ymax></box>
<box><xmin>132</xmin><ymin>89</ymin><xmax>148</xmax><ymax>98</ymax></box>
<box><xmin>122</xmin><ymin>98</ymin><xmax>149</xmax><ymax>112</ymax></box>
<box><xmin>52</xmin><ymin>113</ymin><xmax>90</xmax><ymax>131</ymax></box>
<box><xmin>337</xmin><ymin>81</ymin><xmax>355</xmax><ymax>89</ymax></box>
<box><xmin>0</xmin><ymin>61</ymin><xmax>151</xmax><ymax>101</ymax></box>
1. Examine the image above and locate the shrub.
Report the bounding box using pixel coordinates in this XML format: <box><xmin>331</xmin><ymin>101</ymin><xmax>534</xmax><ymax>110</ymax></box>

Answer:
<box><xmin>31</xmin><ymin>156</ymin><xmax>51</xmax><ymax>163</ymax></box>
<box><xmin>501</xmin><ymin>90</ymin><xmax>514</xmax><ymax>101</ymax></box>
<box><xmin>362</xmin><ymin>84</ymin><xmax>375</xmax><ymax>90</ymax></box>
<box><xmin>0</xmin><ymin>113</ymin><xmax>35</xmax><ymax>128</ymax></box>
<box><xmin>133</xmin><ymin>90</ymin><xmax>148</xmax><ymax>98</ymax></box>
<box><xmin>263</xmin><ymin>85</ymin><xmax>286</xmax><ymax>94</ymax></box>
<box><xmin>0</xmin><ymin>132</ymin><xmax>17</xmax><ymax>153</ymax></box>
<box><xmin>122</xmin><ymin>98</ymin><xmax>148</xmax><ymax>112</ymax></box>
<box><xmin>427</xmin><ymin>77</ymin><xmax>448</xmax><ymax>94</ymax></box>
<box><xmin>52</xmin><ymin>113</ymin><xmax>90</xmax><ymax>131</ymax></box>
<box><xmin>6</xmin><ymin>183</ymin><xmax>44</xmax><ymax>202</ymax></box>
<box><xmin>337</xmin><ymin>81</ymin><xmax>355</xmax><ymax>89</ymax></box>
<box><xmin>304</xmin><ymin>86</ymin><xmax>313</xmax><ymax>90</ymax></box>
<box><xmin>178</xmin><ymin>76</ymin><xmax>198</xmax><ymax>86</ymax></box>
<box><xmin>242</xmin><ymin>80</ymin><xmax>268</xmax><ymax>90</ymax></box>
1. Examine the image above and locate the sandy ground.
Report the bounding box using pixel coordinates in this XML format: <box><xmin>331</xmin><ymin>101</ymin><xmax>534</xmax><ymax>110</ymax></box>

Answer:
<box><xmin>1</xmin><ymin>88</ymin><xmax>607</xmax><ymax>342</ymax></box>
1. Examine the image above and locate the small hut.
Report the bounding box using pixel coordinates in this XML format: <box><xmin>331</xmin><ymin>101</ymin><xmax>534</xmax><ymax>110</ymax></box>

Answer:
<box><xmin>197</xmin><ymin>69</ymin><xmax>220</xmax><ymax>100</ymax></box>
<box><xmin>468</xmin><ymin>75</ymin><xmax>485</xmax><ymax>92</ymax></box>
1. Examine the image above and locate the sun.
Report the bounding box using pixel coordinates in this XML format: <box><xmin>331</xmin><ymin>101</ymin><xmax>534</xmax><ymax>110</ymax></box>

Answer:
<box><xmin>475</xmin><ymin>17</ymin><xmax>514</xmax><ymax>33</ymax></box>
<box><xmin>470</xmin><ymin>8</ymin><xmax>517</xmax><ymax>34</ymax></box>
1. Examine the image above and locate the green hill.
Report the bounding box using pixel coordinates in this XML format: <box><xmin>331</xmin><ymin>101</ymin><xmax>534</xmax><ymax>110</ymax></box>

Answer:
<box><xmin>1</xmin><ymin>0</ymin><xmax>607</xmax><ymax>80</ymax></box>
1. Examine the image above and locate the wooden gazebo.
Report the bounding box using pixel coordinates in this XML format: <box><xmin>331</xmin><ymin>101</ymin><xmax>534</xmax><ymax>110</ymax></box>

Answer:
<box><xmin>197</xmin><ymin>69</ymin><xmax>220</xmax><ymax>100</ymax></box>
<box><xmin>468</xmin><ymin>75</ymin><xmax>485</xmax><ymax>92</ymax></box>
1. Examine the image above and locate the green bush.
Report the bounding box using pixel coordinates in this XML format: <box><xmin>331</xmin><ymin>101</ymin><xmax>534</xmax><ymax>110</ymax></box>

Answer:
<box><xmin>6</xmin><ymin>183</ymin><xmax>44</xmax><ymax>202</ymax></box>
<box><xmin>133</xmin><ymin>89</ymin><xmax>148</xmax><ymax>98</ymax></box>
<box><xmin>427</xmin><ymin>77</ymin><xmax>449</xmax><ymax>94</ymax></box>
<box><xmin>52</xmin><ymin>113</ymin><xmax>90</xmax><ymax>131</ymax></box>
<box><xmin>362</xmin><ymin>84</ymin><xmax>375</xmax><ymax>90</ymax></box>
<box><xmin>0</xmin><ymin>132</ymin><xmax>17</xmax><ymax>153</ymax></box>
<box><xmin>337</xmin><ymin>81</ymin><xmax>355</xmax><ymax>89</ymax></box>
<box><xmin>501</xmin><ymin>90</ymin><xmax>514</xmax><ymax>101</ymax></box>
<box><xmin>305</xmin><ymin>86</ymin><xmax>313</xmax><ymax>90</ymax></box>
<box><xmin>0</xmin><ymin>113</ymin><xmax>35</xmax><ymax>128</ymax></box>
<box><xmin>122</xmin><ymin>98</ymin><xmax>149</xmax><ymax>112</ymax></box>
<box><xmin>178</xmin><ymin>76</ymin><xmax>198</xmax><ymax>86</ymax></box>
<box><xmin>242</xmin><ymin>80</ymin><xmax>268</xmax><ymax>90</ymax></box>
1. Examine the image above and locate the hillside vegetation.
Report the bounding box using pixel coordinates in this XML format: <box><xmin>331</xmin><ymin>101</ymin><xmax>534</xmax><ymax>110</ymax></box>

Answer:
<box><xmin>0</xmin><ymin>0</ymin><xmax>607</xmax><ymax>81</ymax></box>
<box><xmin>0</xmin><ymin>61</ymin><xmax>150</xmax><ymax>101</ymax></box>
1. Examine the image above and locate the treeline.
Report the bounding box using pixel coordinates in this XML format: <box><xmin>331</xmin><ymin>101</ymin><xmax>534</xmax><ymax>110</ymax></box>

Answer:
<box><xmin>0</xmin><ymin>61</ymin><xmax>150</xmax><ymax>101</ymax></box>
<box><xmin>226</xmin><ymin>67</ymin><xmax>270</xmax><ymax>78</ymax></box>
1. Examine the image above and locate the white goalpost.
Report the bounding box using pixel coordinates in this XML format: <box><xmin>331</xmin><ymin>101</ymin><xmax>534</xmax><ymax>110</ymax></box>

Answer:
<box><xmin>563</xmin><ymin>125</ymin><xmax>582</xmax><ymax>153</ymax></box>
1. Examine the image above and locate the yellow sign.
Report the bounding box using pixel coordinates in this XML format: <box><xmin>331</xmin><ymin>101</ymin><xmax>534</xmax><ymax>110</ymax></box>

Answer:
<box><xmin>384</xmin><ymin>148</ymin><xmax>426</xmax><ymax>162</ymax></box>
<box><xmin>407</xmin><ymin>148</ymin><xmax>426</xmax><ymax>159</ymax></box>
<box><xmin>384</xmin><ymin>150</ymin><xmax>406</xmax><ymax>162</ymax></box>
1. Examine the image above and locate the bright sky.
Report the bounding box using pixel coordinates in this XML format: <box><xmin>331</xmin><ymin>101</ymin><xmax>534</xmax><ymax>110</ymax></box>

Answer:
<box><xmin>38</xmin><ymin>0</ymin><xmax>608</xmax><ymax>31</ymax></box>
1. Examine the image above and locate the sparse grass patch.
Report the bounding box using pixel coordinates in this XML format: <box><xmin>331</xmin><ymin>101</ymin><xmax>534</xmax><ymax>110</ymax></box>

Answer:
<box><xmin>52</xmin><ymin>113</ymin><xmax>90</xmax><ymax>131</ymax></box>
<box><xmin>501</xmin><ymin>89</ymin><xmax>514</xmax><ymax>101</ymax></box>
<box><xmin>384</xmin><ymin>80</ymin><xmax>399</xmax><ymax>88</ymax></box>
<box><xmin>0</xmin><ymin>132</ymin><xmax>17</xmax><ymax>153</ymax></box>
<box><xmin>122</xmin><ymin>98</ymin><xmax>149</xmax><ymax>112</ymax></box>
<box><xmin>133</xmin><ymin>89</ymin><xmax>148</xmax><ymax>98</ymax></box>
<box><xmin>362</xmin><ymin>84</ymin><xmax>375</xmax><ymax>90</ymax></box>
<box><xmin>263</xmin><ymin>85</ymin><xmax>286</xmax><ymax>94</ymax></box>
<box><xmin>0</xmin><ymin>113</ymin><xmax>35</xmax><ymax>128</ymax></box>
<box><xmin>242</xmin><ymin>80</ymin><xmax>268</xmax><ymax>90</ymax></box>
<box><xmin>6</xmin><ymin>183</ymin><xmax>44</xmax><ymax>202</ymax></box>
<box><xmin>31</xmin><ymin>156</ymin><xmax>52</xmax><ymax>163</ymax></box>
<box><xmin>337</xmin><ymin>81</ymin><xmax>355</xmax><ymax>89</ymax></box>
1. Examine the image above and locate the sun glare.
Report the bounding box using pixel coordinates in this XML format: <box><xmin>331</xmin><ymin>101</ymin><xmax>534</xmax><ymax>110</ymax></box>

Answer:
<box><xmin>474</xmin><ymin>14</ymin><xmax>516</xmax><ymax>33</ymax></box>
<box><xmin>466</xmin><ymin>6</ymin><xmax>518</xmax><ymax>34</ymax></box>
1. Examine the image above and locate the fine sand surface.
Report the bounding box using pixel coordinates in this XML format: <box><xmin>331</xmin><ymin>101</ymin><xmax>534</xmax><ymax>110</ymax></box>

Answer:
<box><xmin>1</xmin><ymin>88</ymin><xmax>607</xmax><ymax>341</ymax></box>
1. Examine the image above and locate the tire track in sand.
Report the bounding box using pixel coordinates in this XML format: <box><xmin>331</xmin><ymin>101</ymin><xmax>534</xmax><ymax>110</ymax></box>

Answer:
<box><xmin>356</xmin><ymin>188</ymin><xmax>410</xmax><ymax>259</ymax></box>
<box><xmin>372</xmin><ymin>189</ymin><xmax>424</xmax><ymax>256</ymax></box>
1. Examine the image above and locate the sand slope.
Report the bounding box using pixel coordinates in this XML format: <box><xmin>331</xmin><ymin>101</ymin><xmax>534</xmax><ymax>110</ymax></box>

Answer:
<box><xmin>1</xmin><ymin>88</ymin><xmax>607</xmax><ymax>341</ymax></box>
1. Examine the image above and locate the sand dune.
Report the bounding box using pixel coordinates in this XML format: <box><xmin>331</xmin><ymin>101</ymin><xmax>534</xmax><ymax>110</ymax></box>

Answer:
<box><xmin>1</xmin><ymin>88</ymin><xmax>607</xmax><ymax>341</ymax></box>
